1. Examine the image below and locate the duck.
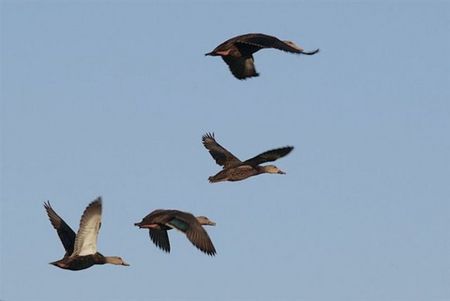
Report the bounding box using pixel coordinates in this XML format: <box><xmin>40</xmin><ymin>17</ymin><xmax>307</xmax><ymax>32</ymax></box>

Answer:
<box><xmin>202</xmin><ymin>132</ymin><xmax>294</xmax><ymax>183</ymax></box>
<box><xmin>44</xmin><ymin>197</ymin><xmax>129</xmax><ymax>271</ymax></box>
<box><xmin>135</xmin><ymin>209</ymin><xmax>216</xmax><ymax>256</ymax></box>
<box><xmin>205</xmin><ymin>33</ymin><xmax>319</xmax><ymax>79</ymax></box>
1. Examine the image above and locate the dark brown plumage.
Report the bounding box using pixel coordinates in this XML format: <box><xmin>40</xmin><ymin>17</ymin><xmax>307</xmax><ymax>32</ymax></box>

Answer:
<box><xmin>205</xmin><ymin>33</ymin><xmax>319</xmax><ymax>79</ymax></box>
<box><xmin>135</xmin><ymin>209</ymin><xmax>216</xmax><ymax>256</ymax></box>
<box><xmin>202</xmin><ymin>132</ymin><xmax>294</xmax><ymax>182</ymax></box>
<box><xmin>44</xmin><ymin>198</ymin><xmax>129</xmax><ymax>271</ymax></box>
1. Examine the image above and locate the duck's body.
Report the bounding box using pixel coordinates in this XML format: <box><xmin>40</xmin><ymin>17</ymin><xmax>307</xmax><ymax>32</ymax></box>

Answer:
<box><xmin>202</xmin><ymin>132</ymin><xmax>293</xmax><ymax>183</ymax></box>
<box><xmin>207</xmin><ymin>164</ymin><xmax>282</xmax><ymax>183</ymax></box>
<box><xmin>205</xmin><ymin>33</ymin><xmax>319</xmax><ymax>79</ymax></box>
<box><xmin>135</xmin><ymin>209</ymin><xmax>216</xmax><ymax>256</ymax></box>
<box><xmin>50</xmin><ymin>252</ymin><xmax>110</xmax><ymax>271</ymax></box>
<box><xmin>44</xmin><ymin>198</ymin><xmax>129</xmax><ymax>271</ymax></box>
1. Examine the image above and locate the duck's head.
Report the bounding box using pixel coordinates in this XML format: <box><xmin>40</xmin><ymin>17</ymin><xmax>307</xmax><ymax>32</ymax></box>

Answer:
<box><xmin>283</xmin><ymin>40</ymin><xmax>303</xmax><ymax>51</ymax></box>
<box><xmin>283</xmin><ymin>41</ymin><xmax>319</xmax><ymax>55</ymax></box>
<box><xmin>263</xmin><ymin>165</ymin><xmax>286</xmax><ymax>175</ymax></box>
<box><xmin>105</xmin><ymin>256</ymin><xmax>130</xmax><ymax>266</ymax></box>
<box><xmin>196</xmin><ymin>216</ymin><xmax>216</xmax><ymax>226</ymax></box>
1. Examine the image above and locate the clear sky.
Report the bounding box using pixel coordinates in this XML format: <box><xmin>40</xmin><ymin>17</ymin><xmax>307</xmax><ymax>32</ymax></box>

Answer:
<box><xmin>1</xmin><ymin>1</ymin><xmax>449</xmax><ymax>300</ymax></box>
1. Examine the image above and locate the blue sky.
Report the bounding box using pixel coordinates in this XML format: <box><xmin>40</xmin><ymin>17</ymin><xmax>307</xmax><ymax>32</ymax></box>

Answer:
<box><xmin>1</xmin><ymin>1</ymin><xmax>449</xmax><ymax>300</ymax></box>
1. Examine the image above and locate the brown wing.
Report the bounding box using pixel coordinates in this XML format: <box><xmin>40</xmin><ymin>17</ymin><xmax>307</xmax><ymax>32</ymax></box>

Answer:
<box><xmin>222</xmin><ymin>56</ymin><xmax>259</xmax><ymax>80</ymax></box>
<box><xmin>234</xmin><ymin>33</ymin><xmax>313</xmax><ymax>54</ymax></box>
<box><xmin>166</xmin><ymin>212</ymin><xmax>216</xmax><ymax>256</ymax></box>
<box><xmin>185</xmin><ymin>223</ymin><xmax>216</xmax><ymax>256</ymax></box>
<box><xmin>72</xmin><ymin>198</ymin><xmax>102</xmax><ymax>256</ymax></box>
<box><xmin>44</xmin><ymin>201</ymin><xmax>76</xmax><ymax>256</ymax></box>
<box><xmin>148</xmin><ymin>229</ymin><xmax>170</xmax><ymax>253</ymax></box>
<box><xmin>202</xmin><ymin>133</ymin><xmax>242</xmax><ymax>168</ymax></box>
<box><xmin>244</xmin><ymin>146</ymin><xmax>294</xmax><ymax>166</ymax></box>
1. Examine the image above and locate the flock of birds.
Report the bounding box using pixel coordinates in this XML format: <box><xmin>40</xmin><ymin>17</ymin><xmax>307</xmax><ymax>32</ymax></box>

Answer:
<box><xmin>44</xmin><ymin>33</ymin><xmax>319</xmax><ymax>270</ymax></box>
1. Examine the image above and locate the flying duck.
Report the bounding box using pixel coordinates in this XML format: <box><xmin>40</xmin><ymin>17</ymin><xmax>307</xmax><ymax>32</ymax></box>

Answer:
<box><xmin>135</xmin><ymin>209</ymin><xmax>216</xmax><ymax>256</ymax></box>
<box><xmin>202</xmin><ymin>132</ymin><xmax>294</xmax><ymax>182</ymax></box>
<box><xmin>205</xmin><ymin>33</ymin><xmax>319</xmax><ymax>79</ymax></box>
<box><xmin>44</xmin><ymin>197</ymin><xmax>129</xmax><ymax>271</ymax></box>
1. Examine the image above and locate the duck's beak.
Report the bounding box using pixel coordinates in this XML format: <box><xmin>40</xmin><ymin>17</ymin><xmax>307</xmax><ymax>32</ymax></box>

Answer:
<box><xmin>122</xmin><ymin>261</ymin><xmax>130</xmax><ymax>266</ymax></box>
<box><xmin>301</xmin><ymin>48</ymin><xmax>320</xmax><ymax>55</ymax></box>
<box><xmin>278</xmin><ymin>170</ymin><xmax>286</xmax><ymax>175</ymax></box>
<box><xmin>208</xmin><ymin>220</ymin><xmax>217</xmax><ymax>226</ymax></box>
<box><xmin>205</xmin><ymin>51</ymin><xmax>213</xmax><ymax>56</ymax></box>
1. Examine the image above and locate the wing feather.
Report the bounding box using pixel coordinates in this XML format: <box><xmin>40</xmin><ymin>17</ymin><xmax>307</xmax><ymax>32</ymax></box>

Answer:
<box><xmin>149</xmin><ymin>229</ymin><xmax>170</xmax><ymax>253</ymax></box>
<box><xmin>72</xmin><ymin>198</ymin><xmax>102</xmax><ymax>256</ymax></box>
<box><xmin>202</xmin><ymin>133</ymin><xmax>242</xmax><ymax>168</ymax></box>
<box><xmin>235</xmin><ymin>33</ymin><xmax>305</xmax><ymax>54</ymax></box>
<box><xmin>44</xmin><ymin>201</ymin><xmax>76</xmax><ymax>256</ymax></box>
<box><xmin>168</xmin><ymin>212</ymin><xmax>216</xmax><ymax>256</ymax></box>
<box><xmin>185</xmin><ymin>223</ymin><xmax>216</xmax><ymax>256</ymax></box>
<box><xmin>244</xmin><ymin>146</ymin><xmax>294</xmax><ymax>166</ymax></box>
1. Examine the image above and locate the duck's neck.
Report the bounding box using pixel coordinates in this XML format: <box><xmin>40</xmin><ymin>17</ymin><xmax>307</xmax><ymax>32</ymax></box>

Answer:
<box><xmin>103</xmin><ymin>256</ymin><xmax>124</xmax><ymax>265</ymax></box>
<box><xmin>256</xmin><ymin>166</ymin><xmax>268</xmax><ymax>174</ymax></box>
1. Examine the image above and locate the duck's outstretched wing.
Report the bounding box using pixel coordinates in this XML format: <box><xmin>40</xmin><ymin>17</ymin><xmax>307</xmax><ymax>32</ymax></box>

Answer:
<box><xmin>149</xmin><ymin>229</ymin><xmax>170</xmax><ymax>253</ymax></box>
<box><xmin>202</xmin><ymin>132</ymin><xmax>241</xmax><ymax>168</ymax></box>
<box><xmin>244</xmin><ymin>146</ymin><xmax>294</xmax><ymax>166</ymax></box>
<box><xmin>166</xmin><ymin>212</ymin><xmax>216</xmax><ymax>256</ymax></box>
<box><xmin>44</xmin><ymin>201</ymin><xmax>76</xmax><ymax>256</ymax></box>
<box><xmin>235</xmin><ymin>33</ymin><xmax>319</xmax><ymax>55</ymax></box>
<box><xmin>72</xmin><ymin>197</ymin><xmax>102</xmax><ymax>256</ymax></box>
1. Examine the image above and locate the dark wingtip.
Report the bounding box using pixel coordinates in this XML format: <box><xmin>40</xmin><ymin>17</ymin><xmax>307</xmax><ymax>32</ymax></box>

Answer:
<box><xmin>284</xmin><ymin>146</ymin><xmax>294</xmax><ymax>155</ymax></box>
<box><xmin>274</xmin><ymin>146</ymin><xmax>294</xmax><ymax>158</ymax></box>
<box><xmin>93</xmin><ymin>196</ymin><xmax>102</xmax><ymax>204</ymax></box>
<box><xmin>202</xmin><ymin>132</ymin><xmax>216</xmax><ymax>144</ymax></box>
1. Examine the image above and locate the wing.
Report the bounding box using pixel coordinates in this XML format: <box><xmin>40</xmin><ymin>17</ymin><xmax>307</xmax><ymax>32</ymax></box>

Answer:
<box><xmin>72</xmin><ymin>197</ymin><xmax>102</xmax><ymax>256</ymax></box>
<box><xmin>202</xmin><ymin>133</ymin><xmax>242</xmax><ymax>168</ymax></box>
<box><xmin>244</xmin><ymin>146</ymin><xmax>294</xmax><ymax>166</ymax></box>
<box><xmin>235</xmin><ymin>33</ymin><xmax>303</xmax><ymax>54</ymax></box>
<box><xmin>185</xmin><ymin>223</ymin><xmax>216</xmax><ymax>256</ymax></box>
<box><xmin>166</xmin><ymin>213</ymin><xmax>216</xmax><ymax>256</ymax></box>
<box><xmin>222</xmin><ymin>56</ymin><xmax>259</xmax><ymax>80</ymax></box>
<box><xmin>149</xmin><ymin>229</ymin><xmax>170</xmax><ymax>253</ymax></box>
<box><xmin>44</xmin><ymin>201</ymin><xmax>76</xmax><ymax>256</ymax></box>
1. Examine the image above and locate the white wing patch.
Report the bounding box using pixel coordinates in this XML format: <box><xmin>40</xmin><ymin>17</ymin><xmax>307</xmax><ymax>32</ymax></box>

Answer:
<box><xmin>72</xmin><ymin>199</ymin><xmax>102</xmax><ymax>256</ymax></box>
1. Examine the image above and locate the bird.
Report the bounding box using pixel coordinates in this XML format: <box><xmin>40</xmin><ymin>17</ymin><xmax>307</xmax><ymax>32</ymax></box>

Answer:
<box><xmin>134</xmin><ymin>209</ymin><xmax>216</xmax><ymax>256</ymax></box>
<box><xmin>202</xmin><ymin>132</ymin><xmax>294</xmax><ymax>183</ymax></box>
<box><xmin>44</xmin><ymin>197</ymin><xmax>129</xmax><ymax>271</ymax></box>
<box><xmin>205</xmin><ymin>33</ymin><xmax>319</xmax><ymax>79</ymax></box>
